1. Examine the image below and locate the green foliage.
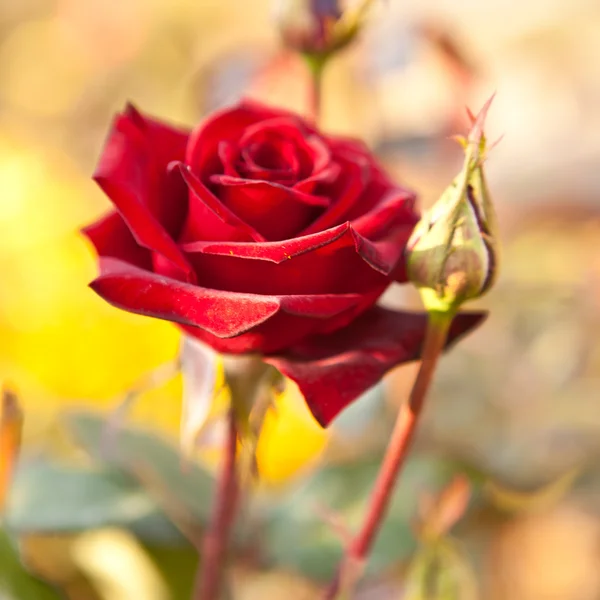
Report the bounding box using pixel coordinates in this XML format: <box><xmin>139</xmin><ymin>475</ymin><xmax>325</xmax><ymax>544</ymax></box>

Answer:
<box><xmin>403</xmin><ymin>540</ymin><xmax>478</xmax><ymax>600</ymax></box>
<box><xmin>65</xmin><ymin>410</ymin><xmax>217</xmax><ymax>528</ymax></box>
<box><xmin>6</xmin><ymin>410</ymin><xmax>479</xmax><ymax>590</ymax></box>
<box><xmin>0</xmin><ymin>528</ymin><xmax>64</xmax><ymax>600</ymax></box>
<box><xmin>261</xmin><ymin>455</ymin><xmax>461</xmax><ymax>581</ymax></box>
<box><xmin>7</xmin><ymin>462</ymin><xmax>184</xmax><ymax>544</ymax></box>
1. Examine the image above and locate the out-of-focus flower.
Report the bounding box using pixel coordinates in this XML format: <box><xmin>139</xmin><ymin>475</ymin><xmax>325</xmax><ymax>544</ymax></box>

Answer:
<box><xmin>83</xmin><ymin>100</ymin><xmax>485</xmax><ymax>427</ymax></box>
<box><xmin>406</xmin><ymin>96</ymin><xmax>500</xmax><ymax>313</ymax></box>
<box><xmin>0</xmin><ymin>387</ymin><xmax>23</xmax><ymax>512</ymax></box>
<box><xmin>273</xmin><ymin>0</ymin><xmax>374</xmax><ymax>62</ymax></box>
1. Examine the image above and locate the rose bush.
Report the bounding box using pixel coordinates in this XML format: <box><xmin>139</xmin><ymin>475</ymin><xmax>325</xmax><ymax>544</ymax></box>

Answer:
<box><xmin>83</xmin><ymin>100</ymin><xmax>485</xmax><ymax>425</ymax></box>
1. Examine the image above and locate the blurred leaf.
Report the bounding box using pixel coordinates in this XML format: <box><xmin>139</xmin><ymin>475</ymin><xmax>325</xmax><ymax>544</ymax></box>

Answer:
<box><xmin>0</xmin><ymin>528</ymin><xmax>64</xmax><ymax>599</ymax></box>
<box><xmin>403</xmin><ymin>540</ymin><xmax>478</xmax><ymax>600</ymax></box>
<box><xmin>7</xmin><ymin>461</ymin><xmax>184</xmax><ymax>544</ymax></box>
<box><xmin>65</xmin><ymin>410</ymin><xmax>216</xmax><ymax>528</ymax></box>
<box><xmin>145</xmin><ymin>545</ymin><xmax>198</xmax><ymax>599</ymax></box>
<box><xmin>484</xmin><ymin>466</ymin><xmax>581</xmax><ymax>514</ymax></box>
<box><xmin>260</xmin><ymin>454</ymin><xmax>464</xmax><ymax>581</ymax></box>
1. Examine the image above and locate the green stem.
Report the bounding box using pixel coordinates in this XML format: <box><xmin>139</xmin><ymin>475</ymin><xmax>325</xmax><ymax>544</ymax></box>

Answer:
<box><xmin>305</xmin><ymin>54</ymin><xmax>327</xmax><ymax>124</ymax></box>
<box><xmin>322</xmin><ymin>311</ymin><xmax>454</xmax><ymax>599</ymax></box>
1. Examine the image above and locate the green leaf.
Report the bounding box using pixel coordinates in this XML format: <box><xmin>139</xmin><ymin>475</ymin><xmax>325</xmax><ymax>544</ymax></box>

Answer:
<box><xmin>145</xmin><ymin>545</ymin><xmax>199</xmax><ymax>599</ymax></box>
<box><xmin>6</xmin><ymin>461</ymin><xmax>184</xmax><ymax>544</ymax></box>
<box><xmin>0</xmin><ymin>528</ymin><xmax>64</xmax><ymax>599</ymax></box>
<box><xmin>64</xmin><ymin>410</ymin><xmax>216</xmax><ymax>527</ymax></box>
<box><xmin>260</xmin><ymin>454</ymin><xmax>462</xmax><ymax>582</ymax></box>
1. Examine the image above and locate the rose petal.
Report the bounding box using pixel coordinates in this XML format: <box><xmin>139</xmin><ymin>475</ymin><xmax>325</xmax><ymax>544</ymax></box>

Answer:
<box><xmin>89</xmin><ymin>258</ymin><xmax>366</xmax><ymax>353</ymax></box>
<box><xmin>187</xmin><ymin>100</ymin><xmax>301</xmax><ymax>178</ymax></box>
<box><xmin>266</xmin><ymin>306</ymin><xmax>488</xmax><ymax>426</ymax></box>
<box><xmin>236</xmin><ymin>118</ymin><xmax>337</xmax><ymax>192</ymax></box>
<box><xmin>182</xmin><ymin>221</ymin><xmax>407</xmax><ymax>295</ymax></box>
<box><xmin>353</xmin><ymin>190</ymin><xmax>419</xmax><ymax>283</ymax></box>
<box><xmin>239</xmin><ymin>138</ymin><xmax>300</xmax><ymax>182</ymax></box>
<box><xmin>93</xmin><ymin>103</ymin><xmax>192</xmax><ymax>278</ymax></box>
<box><xmin>299</xmin><ymin>150</ymin><xmax>371</xmax><ymax>235</ymax></box>
<box><xmin>82</xmin><ymin>210</ymin><xmax>152</xmax><ymax>270</ymax></box>
<box><xmin>210</xmin><ymin>175</ymin><xmax>330</xmax><ymax>241</ymax></box>
<box><xmin>178</xmin><ymin>165</ymin><xmax>266</xmax><ymax>243</ymax></box>
<box><xmin>238</xmin><ymin>117</ymin><xmax>323</xmax><ymax>178</ymax></box>
<box><xmin>218</xmin><ymin>141</ymin><xmax>242</xmax><ymax>177</ymax></box>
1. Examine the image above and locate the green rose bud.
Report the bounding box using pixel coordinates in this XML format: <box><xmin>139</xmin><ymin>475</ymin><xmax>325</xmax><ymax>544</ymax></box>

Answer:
<box><xmin>406</xmin><ymin>95</ymin><xmax>500</xmax><ymax>314</ymax></box>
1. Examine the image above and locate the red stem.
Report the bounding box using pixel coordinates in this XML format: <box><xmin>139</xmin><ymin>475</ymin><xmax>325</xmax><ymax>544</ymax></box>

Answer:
<box><xmin>323</xmin><ymin>313</ymin><xmax>452</xmax><ymax>599</ymax></box>
<box><xmin>193</xmin><ymin>407</ymin><xmax>239</xmax><ymax>600</ymax></box>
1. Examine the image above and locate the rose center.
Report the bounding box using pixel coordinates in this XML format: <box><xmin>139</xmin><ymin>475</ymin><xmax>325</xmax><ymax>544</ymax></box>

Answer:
<box><xmin>245</xmin><ymin>142</ymin><xmax>290</xmax><ymax>171</ymax></box>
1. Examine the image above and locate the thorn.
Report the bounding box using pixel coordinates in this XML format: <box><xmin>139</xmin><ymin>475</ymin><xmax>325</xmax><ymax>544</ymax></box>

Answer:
<box><xmin>416</xmin><ymin>474</ymin><xmax>471</xmax><ymax>541</ymax></box>
<box><xmin>448</xmin><ymin>134</ymin><xmax>468</xmax><ymax>149</ymax></box>
<box><xmin>486</xmin><ymin>133</ymin><xmax>505</xmax><ymax>155</ymax></box>
<box><xmin>465</xmin><ymin>106</ymin><xmax>476</xmax><ymax>125</ymax></box>
<box><xmin>467</xmin><ymin>92</ymin><xmax>496</xmax><ymax>147</ymax></box>
<box><xmin>313</xmin><ymin>502</ymin><xmax>353</xmax><ymax>545</ymax></box>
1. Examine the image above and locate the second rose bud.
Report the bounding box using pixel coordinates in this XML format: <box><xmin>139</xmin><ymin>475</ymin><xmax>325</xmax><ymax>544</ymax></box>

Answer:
<box><xmin>406</xmin><ymin>97</ymin><xmax>500</xmax><ymax>314</ymax></box>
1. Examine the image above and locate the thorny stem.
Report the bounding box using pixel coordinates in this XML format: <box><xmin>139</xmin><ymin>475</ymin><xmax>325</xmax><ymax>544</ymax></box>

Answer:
<box><xmin>193</xmin><ymin>406</ymin><xmax>239</xmax><ymax>600</ymax></box>
<box><xmin>323</xmin><ymin>312</ymin><xmax>453</xmax><ymax>599</ymax></box>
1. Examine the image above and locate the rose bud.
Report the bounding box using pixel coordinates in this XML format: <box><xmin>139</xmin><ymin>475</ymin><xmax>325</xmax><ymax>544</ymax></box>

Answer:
<box><xmin>273</xmin><ymin>0</ymin><xmax>373</xmax><ymax>60</ymax></box>
<box><xmin>406</xmin><ymin>96</ymin><xmax>500</xmax><ymax>313</ymax></box>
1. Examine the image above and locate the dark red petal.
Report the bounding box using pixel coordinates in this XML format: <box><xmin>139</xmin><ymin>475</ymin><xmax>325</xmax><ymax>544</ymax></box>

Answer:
<box><xmin>182</xmin><ymin>221</ymin><xmax>406</xmax><ymax>295</ymax></box>
<box><xmin>210</xmin><ymin>175</ymin><xmax>330</xmax><ymax>241</ymax></box>
<box><xmin>266</xmin><ymin>307</ymin><xmax>488</xmax><ymax>426</ymax></box>
<box><xmin>324</xmin><ymin>134</ymin><xmax>376</xmax><ymax>164</ymax></box>
<box><xmin>187</xmin><ymin>101</ymin><xmax>307</xmax><ymax>177</ymax></box>
<box><xmin>352</xmin><ymin>189</ymin><xmax>418</xmax><ymax>240</ymax></box>
<box><xmin>218</xmin><ymin>141</ymin><xmax>242</xmax><ymax>177</ymax></box>
<box><xmin>89</xmin><ymin>258</ymin><xmax>365</xmax><ymax>352</ymax></box>
<box><xmin>180</xmin><ymin>285</ymin><xmax>383</xmax><ymax>354</ymax></box>
<box><xmin>238</xmin><ymin>118</ymin><xmax>322</xmax><ymax>173</ymax></box>
<box><xmin>93</xmin><ymin>104</ymin><xmax>192</xmax><ymax>278</ymax></box>
<box><xmin>82</xmin><ymin>211</ymin><xmax>152</xmax><ymax>270</ymax></box>
<box><xmin>293</xmin><ymin>161</ymin><xmax>341</xmax><ymax>194</ymax></box>
<box><xmin>178</xmin><ymin>165</ymin><xmax>266</xmax><ymax>243</ymax></box>
<box><xmin>299</xmin><ymin>150</ymin><xmax>370</xmax><ymax>235</ymax></box>
<box><xmin>238</xmin><ymin>140</ymin><xmax>298</xmax><ymax>184</ymax></box>
<box><xmin>354</xmin><ymin>190</ymin><xmax>419</xmax><ymax>283</ymax></box>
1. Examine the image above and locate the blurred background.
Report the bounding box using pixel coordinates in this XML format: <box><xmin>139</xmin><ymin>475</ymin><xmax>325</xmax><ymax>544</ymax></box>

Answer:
<box><xmin>1</xmin><ymin>0</ymin><xmax>600</xmax><ymax>598</ymax></box>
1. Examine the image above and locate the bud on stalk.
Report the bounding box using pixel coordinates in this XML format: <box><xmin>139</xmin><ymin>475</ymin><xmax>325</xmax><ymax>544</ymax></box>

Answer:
<box><xmin>273</xmin><ymin>0</ymin><xmax>374</xmax><ymax>62</ymax></box>
<box><xmin>406</xmin><ymin>96</ymin><xmax>500</xmax><ymax>314</ymax></box>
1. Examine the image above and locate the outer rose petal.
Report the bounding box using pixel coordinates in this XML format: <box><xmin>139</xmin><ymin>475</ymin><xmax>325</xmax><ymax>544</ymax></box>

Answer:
<box><xmin>182</xmin><ymin>221</ymin><xmax>407</xmax><ymax>295</ymax></box>
<box><xmin>352</xmin><ymin>190</ymin><xmax>420</xmax><ymax>283</ymax></box>
<box><xmin>178</xmin><ymin>284</ymin><xmax>387</xmax><ymax>353</ymax></box>
<box><xmin>265</xmin><ymin>306</ymin><xmax>488</xmax><ymax>426</ymax></box>
<box><xmin>89</xmin><ymin>258</ymin><xmax>367</xmax><ymax>353</ymax></box>
<box><xmin>82</xmin><ymin>210</ymin><xmax>151</xmax><ymax>270</ymax></box>
<box><xmin>93</xmin><ymin>104</ymin><xmax>192</xmax><ymax>278</ymax></box>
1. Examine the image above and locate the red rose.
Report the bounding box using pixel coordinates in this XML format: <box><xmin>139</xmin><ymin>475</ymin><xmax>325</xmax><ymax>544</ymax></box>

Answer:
<box><xmin>84</xmin><ymin>100</ymin><xmax>485</xmax><ymax>425</ymax></box>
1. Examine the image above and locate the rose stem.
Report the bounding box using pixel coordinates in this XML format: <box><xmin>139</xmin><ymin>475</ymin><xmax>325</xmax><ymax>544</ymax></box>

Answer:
<box><xmin>322</xmin><ymin>311</ymin><xmax>453</xmax><ymax>599</ymax></box>
<box><xmin>306</xmin><ymin>55</ymin><xmax>326</xmax><ymax>123</ymax></box>
<box><xmin>193</xmin><ymin>406</ymin><xmax>239</xmax><ymax>600</ymax></box>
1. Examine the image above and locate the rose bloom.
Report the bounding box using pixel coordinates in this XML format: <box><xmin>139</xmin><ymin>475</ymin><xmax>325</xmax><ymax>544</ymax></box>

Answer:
<box><xmin>83</xmin><ymin>101</ymin><xmax>484</xmax><ymax>426</ymax></box>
